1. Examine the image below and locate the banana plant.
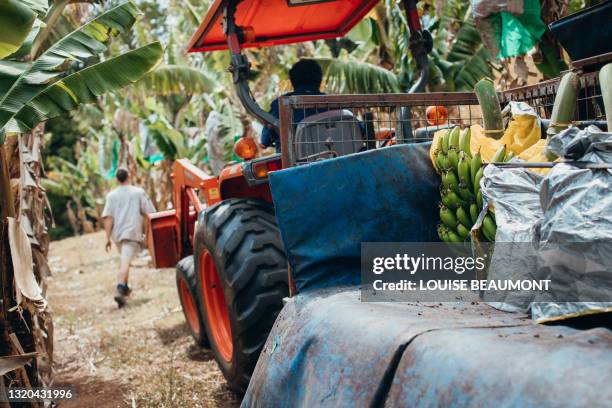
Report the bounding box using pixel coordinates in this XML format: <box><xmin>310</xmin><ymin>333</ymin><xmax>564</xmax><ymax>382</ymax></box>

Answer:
<box><xmin>0</xmin><ymin>1</ymin><xmax>163</xmax><ymax>139</ymax></box>
<box><xmin>0</xmin><ymin>1</ymin><xmax>163</xmax><ymax>388</ymax></box>
<box><xmin>0</xmin><ymin>0</ymin><xmax>48</xmax><ymax>58</ymax></box>
<box><xmin>136</xmin><ymin>64</ymin><xmax>219</xmax><ymax>96</ymax></box>
<box><xmin>314</xmin><ymin>57</ymin><xmax>401</xmax><ymax>94</ymax></box>
<box><xmin>317</xmin><ymin>1</ymin><xmax>494</xmax><ymax>94</ymax></box>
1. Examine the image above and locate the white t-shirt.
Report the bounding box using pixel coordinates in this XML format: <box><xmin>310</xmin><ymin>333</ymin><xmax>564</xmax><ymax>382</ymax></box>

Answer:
<box><xmin>102</xmin><ymin>185</ymin><xmax>155</xmax><ymax>243</ymax></box>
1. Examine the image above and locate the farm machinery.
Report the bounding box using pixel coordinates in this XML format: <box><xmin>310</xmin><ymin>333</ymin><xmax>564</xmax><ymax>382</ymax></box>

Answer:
<box><xmin>146</xmin><ymin>0</ymin><xmax>612</xmax><ymax>403</ymax></box>
<box><xmin>147</xmin><ymin>0</ymin><xmax>430</xmax><ymax>394</ymax></box>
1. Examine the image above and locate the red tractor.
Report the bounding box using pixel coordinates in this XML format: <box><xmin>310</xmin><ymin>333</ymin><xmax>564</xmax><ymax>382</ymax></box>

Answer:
<box><xmin>147</xmin><ymin>0</ymin><xmax>430</xmax><ymax>394</ymax></box>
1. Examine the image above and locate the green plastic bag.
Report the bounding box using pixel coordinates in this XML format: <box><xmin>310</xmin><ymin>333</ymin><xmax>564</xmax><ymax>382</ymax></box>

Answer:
<box><xmin>495</xmin><ymin>0</ymin><xmax>546</xmax><ymax>59</ymax></box>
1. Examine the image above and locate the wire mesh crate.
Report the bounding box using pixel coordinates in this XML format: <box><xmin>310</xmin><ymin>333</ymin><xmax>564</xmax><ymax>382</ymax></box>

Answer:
<box><xmin>278</xmin><ymin>70</ymin><xmax>606</xmax><ymax>167</ymax></box>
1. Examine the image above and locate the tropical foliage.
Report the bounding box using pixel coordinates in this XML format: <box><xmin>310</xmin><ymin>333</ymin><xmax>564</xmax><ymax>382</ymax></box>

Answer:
<box><xmin>0</xmin><ymin>0</ymin><xmax>162</xmax><ymax>392</ymax></box>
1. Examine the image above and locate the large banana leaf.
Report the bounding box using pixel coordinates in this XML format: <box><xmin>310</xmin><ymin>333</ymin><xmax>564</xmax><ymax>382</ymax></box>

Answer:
<box><xmin>446</xmin><ymin>21</ymin><xmax>494</xmax><ymax>91</ymax></box>
<box><xmin>136</xmin><ymin>65</ymin><xmax>219</xmax><ymax>95</ymax></box>
<box><xmin>314</xmin><ymin>57</ymin><xmax>400</xmax><ymax>94</ymax></box>
<box><xmin>0</xmin><ymin>1</ymin><xmax>141</xmax><ymax>132</ymax></box>
<box><xmin>0</xmin><ymin>0</ymin><xmax>38</xmax><ymax>58</ymax></box>
<box><xmin>6</xmin><ymin>42</ymin><xmax>163</xmax><ymax>133</ymax></box>
<box><xmin>20</xmin><ymin>0</ymin><xmax>48</xmax><ymax>15</ymax></box>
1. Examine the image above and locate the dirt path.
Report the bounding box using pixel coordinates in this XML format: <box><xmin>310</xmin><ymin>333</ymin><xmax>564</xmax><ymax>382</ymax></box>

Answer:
<box><xmin>47</xmin><ymin>231</ymin><xmax>240</xmax><ymax>407</ymax></box>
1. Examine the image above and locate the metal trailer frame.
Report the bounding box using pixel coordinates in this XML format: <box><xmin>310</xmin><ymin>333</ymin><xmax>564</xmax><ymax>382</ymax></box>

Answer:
<box><xmin>278</xmin><ymin>71</ymin><xmax>605</xmax><ymax>168</ymax></box>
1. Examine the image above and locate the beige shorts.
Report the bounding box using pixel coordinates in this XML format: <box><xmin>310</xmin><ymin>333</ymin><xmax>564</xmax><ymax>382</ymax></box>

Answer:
<box><xmin>116</xmin><ymin>240</ymin><xmax>141</xmax><ymax>264</ymax></box>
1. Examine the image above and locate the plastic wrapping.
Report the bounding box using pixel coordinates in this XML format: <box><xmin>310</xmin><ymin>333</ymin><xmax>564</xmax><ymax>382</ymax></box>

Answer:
<box><xmin>533</xmin><ymin>127</ymin><xmax>612</xmax><ymax>322</ymax></box>
<box><xmin>471</xmin><ymin>0</ymin><xmax>524</xmax><ymax>18</ymax></box>
<box><xmin>479</xmin><ymin>164</ymin><xmax>544</xmax><ymax>312</ymax></box>
<box><xmin>478</xmin><ymin>126</ymin><xmax>612</xmax><ymax>320</ymax></box>
<box><xmin>471</xmin><ymin>0</ymin><xmax>546</xmax><ymax>59</ymax></box>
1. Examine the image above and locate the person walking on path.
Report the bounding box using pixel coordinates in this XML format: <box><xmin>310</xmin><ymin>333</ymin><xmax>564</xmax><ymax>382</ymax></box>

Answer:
<box><xmin>102</xmin><ymin>168</ymin><xmax>155</xmax><ymax>307</ymax></box>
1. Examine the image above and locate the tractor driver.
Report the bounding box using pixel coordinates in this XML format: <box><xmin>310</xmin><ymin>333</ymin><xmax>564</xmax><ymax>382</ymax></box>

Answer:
<box><xmin>261</xmin><ymin>59</ymin><xmax>326</xmax><ymax>152</ymax></box>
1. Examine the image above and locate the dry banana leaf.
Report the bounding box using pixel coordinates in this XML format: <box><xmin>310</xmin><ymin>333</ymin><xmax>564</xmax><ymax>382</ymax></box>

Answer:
<box><xmin>0</xmin><ymin>353</ymin><xmax>37</xmax><ymax>376</ymax></box>
<box><xmin>7</xmin><ymin>217</ymin><xmax>45</xmax><ymax>307</ymax></box>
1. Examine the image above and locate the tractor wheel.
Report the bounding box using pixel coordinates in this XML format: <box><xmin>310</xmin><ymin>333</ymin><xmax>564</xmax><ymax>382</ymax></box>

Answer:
<box><xmin>176</xmin><ymin>256</ymin><xmax>209</xmax><ymax>347</ymax></box>
<box><xmin>194</xmin><ymin>198</ymin><xmax>288</xmax><ymax>395</ymax></box>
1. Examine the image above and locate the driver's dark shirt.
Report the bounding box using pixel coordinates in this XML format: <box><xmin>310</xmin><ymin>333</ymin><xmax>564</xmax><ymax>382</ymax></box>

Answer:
<box><xmin>261</xmin><ymin>85</ymin><xmax>326</xmax><ymax>152</ymax></box>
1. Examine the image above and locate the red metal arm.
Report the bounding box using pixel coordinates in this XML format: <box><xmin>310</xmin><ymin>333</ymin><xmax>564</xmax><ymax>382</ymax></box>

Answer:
<box><xmin>171</xmin><ymin>159</ymin><xmax>221</xmax><ymax>259</ymax></box>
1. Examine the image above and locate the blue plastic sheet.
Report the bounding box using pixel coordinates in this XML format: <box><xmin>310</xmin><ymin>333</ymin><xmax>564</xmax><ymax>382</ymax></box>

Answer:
<box><xmin>244</xmin><ymin>288</ymin><xmax>612</xmax><ymax>407</ymax></box>
<box><xmin>269</xmin><ymin>143</ymin><xmax>440</xmax><ymax>292</ymax></box>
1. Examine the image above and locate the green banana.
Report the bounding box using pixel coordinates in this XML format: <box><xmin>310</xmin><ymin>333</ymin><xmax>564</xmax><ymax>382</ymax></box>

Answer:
<box><xmin>449</xmin><ymin>126</ymin><xmax>460</xmax><ymax>150</ymax></box>
<box><xmin>491</xmin><ymin>145</ymin><xmax>507</xmax><ymax>163</ymax></box>
<box><xmin>470</xmin><ymin>151</ymin><xmax>482</xmax><ymax>182</ymax></box>
<box><xmin>447</xmin><ymin>148</ymin><xmax>459</xmax><ymax>169</ymax></box>
<box><xmin>441</xmin><ymin>129</ymin><xmax>451</xmax><ymax>154</ymax></box>
<box><xmin>440</xmin><ymin>205</ymin><xmax>458</xmax><ymax>229</ymax></box>
<box><xmin>447</xmin><ymin>229</ymin><xmax>463</xmax><ymax>243</ymax></box>
<box><xmin>457</xmin><ymin>182</ymin><xmax>474</xmax><ymax>201</ymax></box>
<box><xmin>456</xmin><ymin>206</ymin><xmax>472</xmax><ymax>229</ymax></box>
<box><xmin>457</xmin><ymin>224</ymin><xmax>470</xmax><ymax>240</ymax></box>
<box><xmin>459</xmin><ymin>128</ymin><xmax>471</xmax><ymax>155</ymax></box>
<box><xmin>446</xmin><ymin>190</ymin><xmax>467</xmax><ymax>209</ymax></box>
<box><xmin>504</xmin><ymin>151</ymin><xmax>515</xmax><ymax>162</ymax></box>
<box><xmin>476</xmin><ymin>190</ymin><xmax>483</xmax><ymax>211</ymax></box>
<box><xmin>473</xmin><ymin>167</ymin><xmax>484</xmax><ymax>196</ymax></box>
<box><xmin>469</xmin><ymin>203</ymin><xmax>478</xmax><ymax>224</ymax></box>
<box><xmin>482</xmin><ymin>214</ymin><xmax>497</xmax><ymax>242</ymax></box>
<box><xmin>457</xmin><ymin>152</ymin><xmax>472</xmax><ymax>190</ymax></box>
<box><xmin>441</xmin><ymin>192</ymin><xmax>453</xmax><ymax>209</ymax></box>
<box><xmin>438</xmin><ymin>225</ymin><xmax>449</xmax><ymax>242</ymax></box>
<box><xmin>442</xmin><ymin>171</ymin><xmax>459</xmax><ymax>192</ymax></box>
<box><xmin>436</xmin><ymin>153</ymin><xmax>446</xmax><ymax>172</ymax></box>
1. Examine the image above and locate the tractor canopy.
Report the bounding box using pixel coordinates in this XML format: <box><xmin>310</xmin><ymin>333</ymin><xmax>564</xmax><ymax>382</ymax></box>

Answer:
<box><xmin>188</xmin><ymin>0</ymin><xmax>380</xmax><ymax>53</ymax></box>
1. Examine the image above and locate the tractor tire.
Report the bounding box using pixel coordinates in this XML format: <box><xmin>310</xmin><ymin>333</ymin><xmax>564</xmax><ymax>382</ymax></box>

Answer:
<box><xmin>194</xmin><ymin>198</ymin><xmax>288</xmax><ymax>395</ymax></box>
<box><xmin>176</xmin><ymin>256</ymin><xmax>209</xmax><ymax>347</ymax></box>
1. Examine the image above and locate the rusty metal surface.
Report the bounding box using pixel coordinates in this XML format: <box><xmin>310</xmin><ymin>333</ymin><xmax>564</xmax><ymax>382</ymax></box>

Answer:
<box><xmin>386</xmin><ymin>325</ymin><xmax>612</xmax><ymax>407</ymax></box>
<box><xmin>243</xmin><ymin>287</ymin><xmax>612</xmax><ymax>407</ymax></box>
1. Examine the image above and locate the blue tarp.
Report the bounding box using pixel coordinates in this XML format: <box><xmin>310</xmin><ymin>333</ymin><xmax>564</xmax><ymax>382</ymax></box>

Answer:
<box><xmin>269</xmin><ymin>143</ymin><xmax>440</xmax><ymax>292</ymax></box>
<box><xmin>243</xmin><ymin>144</ymin><xmax>612</xmax><ymax>407</ymax></box>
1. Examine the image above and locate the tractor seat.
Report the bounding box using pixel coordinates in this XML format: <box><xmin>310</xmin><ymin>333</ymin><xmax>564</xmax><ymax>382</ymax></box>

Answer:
<box><xmin>294</xmin><ymin>110</ymin><xmax>365</xmax><ymax>164</ymax></box>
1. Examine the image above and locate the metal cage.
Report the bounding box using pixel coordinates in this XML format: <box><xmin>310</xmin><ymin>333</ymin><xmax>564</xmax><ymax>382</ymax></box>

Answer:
<box><xmin>278</xmin><ymin>70</ymin><xmax>605</xmax><ymax>167</ymax></box>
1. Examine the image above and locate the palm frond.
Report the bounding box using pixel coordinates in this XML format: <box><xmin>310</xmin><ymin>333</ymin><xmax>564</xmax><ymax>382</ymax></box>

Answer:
<box><xmin>41</xmin><ymin>178</ymin><xmax>70</xmax><ymax>197</ymax></box>
<box><xmin>7</xmin><ymin>42</ymin><xmax>163</xmax><ymax>133</ymax></box>
<box><xmin>446</xmin><ymin>21</ymin><xmax>494</xmax><ymax>91</ymax></box>
<box><xmin>20</xmin><ymin>0</ymin><xmax>49</xmax><ymax>16</ymax></box>
<box><xmin>0</xmin><ymin>1</ymin><xmax>38</xmax><ymax>58</ymax></box>
<box><xmin>0</xmin><ymin>1</ymin><xmax>142</xmax><ymax>132</ymax></box>
<box><xmin>313</xmin><ymin>57</ymin><xmax>400</xmax><ymax>94</ymax></box>
<box><xmin>135</xmin><ymin>65</ymin><xmax>218</xmax><ymax>95</ymax></box>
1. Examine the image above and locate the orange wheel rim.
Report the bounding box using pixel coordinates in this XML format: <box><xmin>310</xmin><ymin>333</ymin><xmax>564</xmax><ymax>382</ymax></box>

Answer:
<box><xmin>178</xmin><ymin>277</ymin><xmax>200</xmax><ymax>335</ymax></box>
<box><xmin>200</xmin><ymin>249</ymin><xmax>233</xmax><ymax>362</ymax></box>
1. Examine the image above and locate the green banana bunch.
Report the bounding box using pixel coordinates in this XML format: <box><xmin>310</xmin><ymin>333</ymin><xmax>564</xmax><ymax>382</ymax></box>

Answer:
<box><xmin>432</xmin><ymin>125</ymin><xmax>510</xmax><ymax>243</ymax></box>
